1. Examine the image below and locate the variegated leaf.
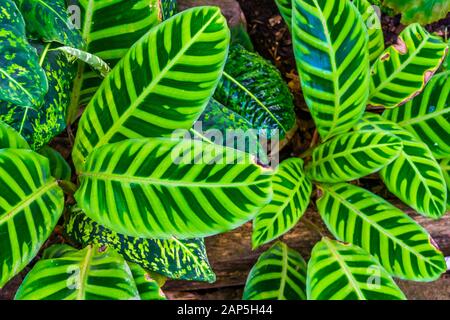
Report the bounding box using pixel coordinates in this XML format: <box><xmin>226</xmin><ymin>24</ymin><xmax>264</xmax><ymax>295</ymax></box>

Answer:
<box><xmin>0</xmin><ymin>120</ymin><xmax>29</xmax><ymax>149</ymax></box>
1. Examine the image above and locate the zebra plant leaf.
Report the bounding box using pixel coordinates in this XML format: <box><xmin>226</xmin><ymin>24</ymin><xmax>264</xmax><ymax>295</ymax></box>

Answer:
<box><xmin>355</xmin><ymin>113</ymin><xmax>447</xmax><ymax>218</ymax></box>
<box><xmin>72</xmin><ymin>7</ymin><xmax>230</xmax><ymax>172</ymax></box>
<box><xmin>57</xmin><ymin>46</ymin><xmax>111</xmax><ymax>78</ymax></box>
<box><xmin>292</xmin><ymin>0</ymin><xmax>370</xmax><ymax>141</ymax></box>
<box><xmin>0</xmin><ymin>0</ymin><xmax>48</xmax><ymax>107</ymax></box>
<box><xmin>14</xmin><ymin>245</ymin><xmax>140</xmax><ymax>300</ymax></box>
<box><xmin>243</xmin><ymin>242</ymin><xmax>307</xmax><ymax>300</ymax></box>
<box><xmin>307</xmin><ymin>238</ymin><xmax>406</xmax><ymax>300</ymax></box>
<box><xmin>317</xmin><ymin>183</ymin><xmax>447</xmax><ymax>281</ymax></box>
<box><xmin>0</xmin><ymin>42</ymin><xmax>76</xmax><ymax>150</ymax></box>
<box><xmin>0</xmin><ymin>149</ymin><xmax>64</xmax><ymax>287</ymax></box>
<box><xmin>441</xmin><ymin>158</ymin><xmax>450</xmax><ymax>209</ymax></box>
<box><xmin>275</xmin><ymin>0</ymin><xmax>293</xmax><ymax>30</ymax></box>
<box><xmin>15</xmin><ymin>0</ymin><xmax>84</xmax><ymax>48</ymax></box>
<box><xmin>383</xmin><ymin>71</ymin><xmax>450</xmax><ymax>159</ymax></box>
<box><xmin>0</xmin><ymin>121</ymin><xmax>29</xmax><ymax>149</ymax></box>
<box><xmin>306</xmin><ymin>131</ymin><xmax>402</xmax><ymax>183</ymax></box>
<box><xmin>214</xmin><ymin>44</ymin><xmax>296</xmax><ymax>140</ymax></box>
<box><xmin>384</xmin><ymin>0</ymin><xmax>450</xmax><ymax>25</ymax></box>
<box><xmin>64</xmin><ymin>207</ymin><xmax>215</xmax><ymax>282</ymax></box>
<box><xmin>252</xmin><ymin>158</ymin><xmax>312</xmax><ymax>249</ymax></box>
<box><xmin>67</xmin><ymin>0</ymin><xmax>177</xmax><ymax>123</ymax></box>
<box><xmin>75</xmin><ymin>138</ymin><xmax>272</xmax><ymax>239</ymax></box>
<box><xmin>352</xmin><ymin>0</ymin><xmax>384</xmax><ymax>65</ymax></box>
<box><xmin>127</xmin><ymin>262</ymin><xmax>166</xmax><ymax>300</ymax></box>
<box><xmin>38</xmin><ymin>146</ymin><xmax>71</xmax><ymax>181</ymax></box>
<box><xmin>369</xmin><ymin>24</ymin><xmax>448</xmax><ymax>108</ymax></box>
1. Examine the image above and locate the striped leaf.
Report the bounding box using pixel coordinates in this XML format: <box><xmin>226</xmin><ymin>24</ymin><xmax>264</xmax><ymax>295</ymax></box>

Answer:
<box><xmin>441</xmin><ymin>158</ymin><xmax>450</xmax><ymax>210</ymax></box>
<box><xmin>352</xmin><ymin>0</ymin><xmax>384</xmax><ymax>65</ymax></box>
<box><xmin>292</xmin><ymin>0</ymin><xmax>370</xmax><ymax>140</ymax></box>
<box><xmin>127</xmin><ymin>262</ymin><xmax>166</xmax><ymax>300</ymax></box>
<box><xmin>67</xmin><ymin>0</ymin><xmax>177</xmax><ymax>123</ymax></box>
<box><xmin>75</xmin><ymin>138</ymin><xmax>273</xmax><ymax>239</ymax></box>
<box><xmin>307</xmin><ymin>238</ymin><xmax>406</xmax><ymax>300</ymax></box>
<box><xmin>64</xmin><ymin>207</ymin><xmax>215</xmax><ymax>282</ymax></box>
<box><xmin>15</xmin><ymin>0</ymin><xmax>84</xmax><ymax>48</ymax></box>
<box><xmin>0</xmin><ymin>121</ymin><xmax>29</xmax><ymax>149</ymax></box>
<box><xmin>57</xmin><ymin>46</ymin><xmax>111</xmax><ymax>78</ymax></box>
<box><xmin>0</xmin><ymin>42</ymin><xmax>76</xmax><ymax>150</ymax></box>
<box><xmin>243</xmin><ymin>242</ymin><xmax>307</xmax><ymax>300</ymax></box>
<box><xmin>355</xmin><ymin>113</ymin><xmax>447</xmax><ymax>219</ymax></box>
<box><xmin>317</xmin><ymin>183</ymin><xmax>447</xmax><ymax>281</ymax></box>
<box><xmin>369</xmin><ymin>24</ymin><xmax>448</xmax><ymax>108</ymax></box>
<box><xmin>383</xmin><ymin>71</ymin><xmax>450</xmax><ymax>159</ymax></box>
<box><xmin>275</xmin><ymin>0</ymin><xmax>293</xmax><ymax>30</ymax></box>
<box><xmin>384</xmin><ymin>0</ymin><xmax>450</xmax><ymax>25</ymax></box>
<box><xmin>0</xmin><ymin>0</ymin><xmax>48</xmax><ymax>108</ymax></box>
<box><xmin>72</xmin><ymin>7</ymin><xmax>230</xmax><ymax>172</ymax></box>
<box><xmin>214</xmin><ymin>44</ymin><xmax>296</xmax><ymax>140</ymax></box>
<box><xmin>306</xmin><ymin>131</ymin><xmax>402</xmax><ymax>183</ymax></box>
<box><xmin>14</xmin><ymin>245</ymin><xmax>140</xmax><ymax>300</ymax></box>
<box><xmin>0</xmin><ymin>149</ymin><xmax>64</xmax><ymax>287</ymax></box>
<box><xmin>252</xmin><ymin>158</ymin><xmax>312</xmax><ymax>248</ymax></box>
<box><xmin>38</xmin><ymin>146</ymin><xmax>72</xmax><ymax>181</ymax></box>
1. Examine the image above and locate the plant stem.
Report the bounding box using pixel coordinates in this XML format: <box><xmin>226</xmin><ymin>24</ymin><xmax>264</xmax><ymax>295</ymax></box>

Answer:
<box><xmin>58</xmin><ymin>180</ymin><xmax>78</xmax><ymax>195</ymax></box>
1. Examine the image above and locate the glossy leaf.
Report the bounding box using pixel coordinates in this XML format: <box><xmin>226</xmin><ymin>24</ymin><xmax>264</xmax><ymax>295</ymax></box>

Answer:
<box><xmin>0</xmin><ymin>121</ymin><xmax>29</xmax><ymax>149</ymax></box>
<box><xmin>14</xmin><ymin>245</ymin><xmax>140</xmax><ymax>300</ymax></box>
<box><xmin>38</xmin><ymin>146</ymin><xmax>71</xmax><ymax>181</ymax></box>
<box><xmin>306</xmin><ymin>131</ymin><xmax>402</xmax><ymax>183</ymax></box>
<box><xmin>64</xmin><ymin>207</ymin><xmax>215</xmax><ymax>282</ymax></box>
<box><xmin>384</xmin><ymin>0</ymin><xmax>450</xmax><ymax>25</ymax></box>
<box><xmin>383</xmin><ymin>71</ymin><xmax>450</xmax><ymax>159</ymax></box>
<box><xmin>75</xmin><ymin>138</ymin><xmax>272</xmax><ymax>239</ymax></box>
<box><xmin>15</xmin><ymin>0</ymin><xmax>84</xmax><ymax>48</ymax></box>
<box><xmin>307</xmin><ymin>238</ymin><xmax>406</xmax><ymax>300</ymax></box>
<box><xmin>275</xmin><ymin>0</ymin><xmax>293</xmax><ymax>30</ymax></box>
<box><xmin>214</xmin><ymin>44</ymin><xmax>296</xmax><ymax>140</ymax></box>
<box><xmin>0</xmin><ymin>0</ymin><xmax>48</xmax><ymax>107</ymax></box>
<box><xmin>317</xmin><ymin>183</ymin><xmax>447</xmax><ymax>281</ymax></box>
<box><xmin>57</xmin><ymin>46</ymin><xmax>111</xmax><ymax>77</ymax></box>
<box><xmin>369</xmin><ymin>24</ymin><xmax>448</xmax><ymax>108</ymax></box>
<box><xmin>0</xmin><ymin>42</ymin><xmax>76</xmax><ymax>150</ymax></box>
<box><xmin>243</xmin><ymin>242</ymin><xmax>307</xmax><ymax>300</ymax></box>
<box><xmin>127</xmin><ymin>262</ymin><xmax>166</xmax><ymax>300</ymax></box>
<box><xmin>292</xmin><ymin>0</ymin><xmax>369</xmax><ymax>140</ymax></box>
<box><xmin>67</xmin><ymin>0</ymin><xmax>177</xmax><ymax>123</ymax></box>
<box><xmin>355</xmin><ymin>113</ymin><xmax>447</xmax><ymax>218</ymax></box>
<box><xmin>252</xmin><ymin>158</ymin><xmax>312</xmax><ymax>248</ymax></box>
<box><xmin>72</xmin><ymin>7</ymin><xmax>230</xmax><ymax>172</ymax></box>
<box><xmin>0</xmin><ymin>149</ymin><xmax>64</xmax><ymax>287</ymax></box>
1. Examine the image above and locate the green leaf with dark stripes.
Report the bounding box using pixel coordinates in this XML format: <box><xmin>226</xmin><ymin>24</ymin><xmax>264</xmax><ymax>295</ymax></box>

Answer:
<box><xmin>0</xmin><ymin>41</ymin><xmax>76</xmax><ymax>150</ymax></box>
<box><xmin>127</xmin><ymin>262</ymin><xmax>166</xmax><ymax>300</ymax></box>
<box><xmin>72</xmin><ymin>6</ymin><xmax>230</xmax><ymax>172</ymax></box>
<box><xmin>0</xmin><ymin>0</ymin><xmax>48</xmax><ymax>107</ymax></box>
<box><xmin>252</xmin><ymin>158</ymin><xmax>312</xmax><ymax>249</ymax></box>
<box><xmin>57</xmin><ymin>46</ymin><xmax>111</xmax><ymax>78</ymax></box>
<box><xmin>214</xmin><ymin>44</ymin><xmax>296</xmax><ymax>140</ymax></box>
<box><xmin>0</xmin><ymin>149</ymin><xmax>64</xmax><ymax>287</ymax></box>
<box><xmin>355</xmin><ymin>113</ymin><xmax>447</xmax><ymax>218</ymax></box>
<box><xmin>14</xmin><ymin>245</ymin><xmax>140</xmax><ymax>300</ymax></box>
<box><xmin>306</xmin><ymin>131</ymin><xmax>402</xmax><ymax>183</ymax></box>
<box><xmin>66</xmin><ymin>0</ymin><xmax>177</xmax><ymax>123</ymax></box>
<box><xmin>0</xmin><ymin>121</ymin><xmax>29</xmax><ymax>149</ymax></box>
<box><xmin>317</xmin><ymin>183</ymin><xmax>447</xmax><ymax>281</ymax></box>
<box><xmin>384</xmin><ymin>0</ymin><xmax>450</xmax><ymax>25</ymax></box>
<box><xmin>352</xmin><ymin>0</ymin><xmax>384</xmax><ymax>65</ymax></box>
<box><xmin>38</xmin><ymin>146</ymin><xmax>71</xmax><ymax>181</ymax></box>
<box><xmin>275</xmin><ymin>0</ymin><xmax>293</xmax><ymax>30</ymax></box>
<box><xmin>243</xmin><ymin>242</ymin><xmax>307</xmax><ymax>300</ymax></box>
<box><xmin>307</xmin><ymin>238</ymin><xmax>406</xmax><ymax>300</ymax></box>
<box><xmin>64</xmin><ymin>207</ymin><xmax>215</xmax><ymax>282</ymax></box>
<box><xmin>75</xmin><ymin>138</ymin><xmax>273</xmax><ymax>239</ymax></box>
<box><xmin>15</xmin><ymin>0</ymin><xmax>84</xmax><ymax>48</ymax></box>
<box><xmin>369</xmin><ymin>24</ymin><xmax>448</xmax><ymax>108</ymax></box>
<box><xmin>383</xmin><ymin>71</ymin><xmax>450</xmax><ymax>159</ymax></box>
<box><xmin>441</xmin><ymin>158</ymin><xmax>450</xmax><ymax>210</ymax></box>
<box><xmin>292</xmin><ymin>0</ymin><xmax>370</xmax><ymax>140</ymax></box>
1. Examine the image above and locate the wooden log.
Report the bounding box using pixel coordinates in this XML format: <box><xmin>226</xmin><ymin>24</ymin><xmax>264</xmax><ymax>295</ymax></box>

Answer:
<box><xmin>164</xmin><ymin>203</ymin><xmax>450</xmax><ymax>300</ymax></box>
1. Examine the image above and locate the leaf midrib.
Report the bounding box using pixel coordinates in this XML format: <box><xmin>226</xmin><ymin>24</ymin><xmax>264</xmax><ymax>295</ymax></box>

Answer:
<box><xmin>396</xmin><ymin>107</ymin><xmax>449</xmax><ymax>126</ymax></box>
<box><xmin>76</xmin><ymin>246</ymin><xmax>94</xmax><ymax>300</ymax></box>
